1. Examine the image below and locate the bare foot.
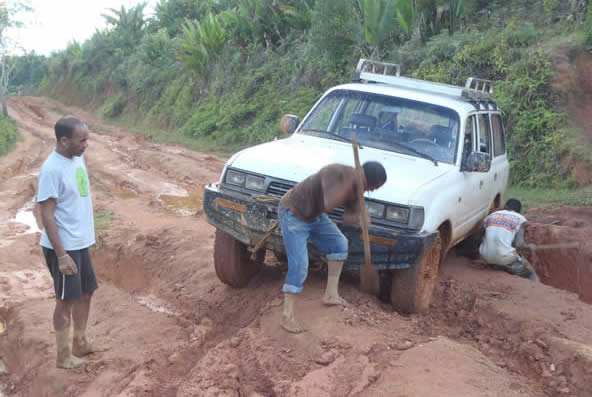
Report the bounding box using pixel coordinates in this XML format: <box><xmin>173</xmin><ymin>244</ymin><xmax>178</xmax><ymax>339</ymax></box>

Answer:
<box><xmin>281</xmin><ymin>316</ymin><xmax>306</xmax><ymax>334</ymax></box>
<box><xmin>322</xmin><ymin>294</ymin><xmax>347</xmax><ymax>306</ymax></box>
<box><xmin>56</xmin><ymin>354</ymin><xmax>86</xmax><ymax>369</ymax></box>
<box><xmin>73</xmin><ymin>339</ymin><xmax>110</xmax><ymax>357</ymax></box>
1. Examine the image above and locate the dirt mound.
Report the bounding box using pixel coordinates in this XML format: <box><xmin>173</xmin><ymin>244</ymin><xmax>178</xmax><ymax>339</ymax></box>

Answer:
<box><xmin>525</xmin><ymin>206</ymin><xmax>592</xmax><ymax>303</ymax></box>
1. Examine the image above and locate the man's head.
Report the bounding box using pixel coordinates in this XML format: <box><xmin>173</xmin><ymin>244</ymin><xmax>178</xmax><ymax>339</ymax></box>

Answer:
<box><xmin>504</xmin><ymin>198</ymin><xmax>522</xmax><ymax>214</ymax></box>
<box><xmin>55</xmin><ymin>116</ymin><xmax>89</xmax><ymax>158</ymax></box>
<box><xmin>362</xmin><ymin>161</ymin><xmax>387</xmax><ymax>191</ymax></box>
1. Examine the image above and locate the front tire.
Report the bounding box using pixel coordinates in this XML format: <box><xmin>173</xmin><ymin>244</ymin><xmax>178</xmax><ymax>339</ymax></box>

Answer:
<box><xmin>214</xmin><ymin>229</ymin><xmax>263</xmax><ymax>288</ymax></box>
<box><xmin>391</xmin><ymin>233</ymin><xmax>442</xmax><ymax>314</ymax></box>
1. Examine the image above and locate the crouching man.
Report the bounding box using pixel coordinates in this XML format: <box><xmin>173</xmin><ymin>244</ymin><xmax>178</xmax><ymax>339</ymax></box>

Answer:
<box><xmin>278</xmin><ymin>162</ymin><xmax>387</xmax><ymax>333</ymax></box>
<box><xmin>479</xmin><ymin>199</ymin><xmax>539</xmax><ymax>281</ymax></box>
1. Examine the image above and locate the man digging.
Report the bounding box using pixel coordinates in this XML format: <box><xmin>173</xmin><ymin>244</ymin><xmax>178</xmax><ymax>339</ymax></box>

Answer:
<box><xmin>38</xmin><ymin>116</ymin><xmax>108</xmax><ymax>369</ymax></box>
<box><xmin>278</xmin><ymin>162</ymin><xmax>387</xmax><ymax>333</ymax></box>
<box><xmin>479</xmin><ymin>198</ymin><xmax>539</xmax><ymax>281</ymax></box>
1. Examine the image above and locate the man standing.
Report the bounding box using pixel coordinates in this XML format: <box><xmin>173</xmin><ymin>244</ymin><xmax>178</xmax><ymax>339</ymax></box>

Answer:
<box><xmin>278</xmin><ymin>162</ymin><xmax>387</xmax><ymax>333</ymax></box>
<box><xmin>38</xmin><ymin>116</ymin><xmax>107</xmax><ymax>369</ymax></box>
<box><xmin>479</xmin><ymin>199</ymin><xmax>539</xmax><ymax>281</ymax></box>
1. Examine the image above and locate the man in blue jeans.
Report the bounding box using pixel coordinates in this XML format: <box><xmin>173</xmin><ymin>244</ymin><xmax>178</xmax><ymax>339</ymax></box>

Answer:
<box><xmin>278</xmin><ymin>162</ymin><xmax>387</xmax><ymax>333</ymax></box>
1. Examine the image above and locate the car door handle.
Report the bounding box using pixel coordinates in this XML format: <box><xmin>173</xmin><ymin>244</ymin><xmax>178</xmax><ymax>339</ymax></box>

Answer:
<box><xmin>494</xmin><ymin>173</ymin><xmax>498</xmax><ymax>181</ymax></box>
<box><xmin>479</xmin><ymin>180</ymin><xmax>484</xmax><ymax>188</ymax></box>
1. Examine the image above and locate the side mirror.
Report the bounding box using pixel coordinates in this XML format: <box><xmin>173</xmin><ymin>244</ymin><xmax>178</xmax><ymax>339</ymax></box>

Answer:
<box><xmin>461</xmin><ymin>152</ymin><xmax>491</xmax><ymax>173</ymax></box>
<box><xmin>280</xmin><ymin>114</ymin><xmax>299</xmax><ymax>135</ymax></box>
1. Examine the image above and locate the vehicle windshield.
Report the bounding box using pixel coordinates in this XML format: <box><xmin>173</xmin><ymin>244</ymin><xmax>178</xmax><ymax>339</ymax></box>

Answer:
<box><xmin>298</xmin><ymin>89</ymin><xmax>460</xmax><ymax>164</ymax></box>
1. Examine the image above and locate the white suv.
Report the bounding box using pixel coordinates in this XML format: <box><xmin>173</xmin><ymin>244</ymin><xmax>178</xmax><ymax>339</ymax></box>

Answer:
<box><xmin>203</xmin><ymin>59</ymin><xmax>509</xmax><ymax>313</ymax></box>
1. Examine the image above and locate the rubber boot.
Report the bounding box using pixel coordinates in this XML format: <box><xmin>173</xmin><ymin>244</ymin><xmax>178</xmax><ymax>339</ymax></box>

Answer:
<box><xmin>56</xmin><ymin>328</ymin><xmax>86</xmax><ymax>369</ymax></box>
<box><xmin>323</xmin><ymin>260</ymin><xmax>347</xmax><ymax>306</ymax></box>
<box><xmin>280</xmin><ymin>293</ymin><xmax>305</xmax><ymax>333</ymax></box>
<box><xmin>72</xmin><ymin>328</ymin><xmax>110</xmax><ymax>357</ymax></box>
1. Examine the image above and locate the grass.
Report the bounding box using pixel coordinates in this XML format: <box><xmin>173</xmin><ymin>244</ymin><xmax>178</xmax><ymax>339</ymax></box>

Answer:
<box><xmin>506</xmin><ymin>185</ymin><xmax>592</xmax><ymax>211</ymax></box>
<box><xmin>94</xmin><ymin>210</ymin><xmax>114</xmax><ymax>230</ymax></box>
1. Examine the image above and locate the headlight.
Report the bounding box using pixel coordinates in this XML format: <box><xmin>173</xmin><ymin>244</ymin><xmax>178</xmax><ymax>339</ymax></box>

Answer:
<box><xmin>226</xmin><ymin>170</ymin><xmax>246</xmax><ymax>186</ymax></box>
<box><xmin>245</xmin><ymin>175</ymin><xmax>265</xmax><ymax>191</ymax></box>
<box><xmin>366</xmin><ymin>201</ymin><xmax>385</xmax><ymax>218</ymax></box>
<box><xmin>386</xmin><ymin>205</ymin><xmax>409</xmax><ymax>223</ymax></box>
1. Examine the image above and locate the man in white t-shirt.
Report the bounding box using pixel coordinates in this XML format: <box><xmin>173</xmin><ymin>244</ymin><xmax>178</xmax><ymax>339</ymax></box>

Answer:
<box><xmin>479</xmin><ymin>199</ymin><xmax>539</xmax><ymax>281</ymax></box>
<box><xmin>37</xmin><ymin>115</ymin><xmax>108</xmax><ymax>369</ymax></box>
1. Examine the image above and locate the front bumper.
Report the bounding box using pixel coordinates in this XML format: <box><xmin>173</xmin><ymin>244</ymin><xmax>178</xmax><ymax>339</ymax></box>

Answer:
<box><xmin>203</xmin><ymin>183</ymin><xmax>437</xmax><ymax>271</ymax></box>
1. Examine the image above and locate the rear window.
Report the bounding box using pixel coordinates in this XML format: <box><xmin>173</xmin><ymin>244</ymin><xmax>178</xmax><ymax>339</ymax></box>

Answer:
<box><xmin>491</xmin><ymin>114</ymin><xmax>506</xmax><ymax>157</ymax></box>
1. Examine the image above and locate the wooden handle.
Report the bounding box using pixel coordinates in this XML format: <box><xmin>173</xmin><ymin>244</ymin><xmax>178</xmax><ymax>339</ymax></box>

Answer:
<box><xmin>352</xmin><ymin>138</ymin><xmax>372</xmax><ymax>267</ymax></box>
<box><xmin>353</xmin><ymin>138</ymin><xmax>379</xmax><ymax>295</ymax></box>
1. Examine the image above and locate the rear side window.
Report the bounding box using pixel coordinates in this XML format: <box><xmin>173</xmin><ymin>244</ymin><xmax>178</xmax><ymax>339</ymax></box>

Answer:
<box><xmin>491</xmin><ymin>114</ymin><xmax>506</xmax><ymax>157</ymax></box>
<box><xmin>477</xmin><ymin>114</ymin><xmax>491</xmax><ymax>155</ymax></box>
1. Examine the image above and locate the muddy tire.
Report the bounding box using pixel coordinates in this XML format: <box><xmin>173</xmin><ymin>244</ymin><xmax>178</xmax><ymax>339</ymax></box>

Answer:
<box><xmin>214</xmin><ymin>229</ymin><xmax>263</xmax><ymax>288</ymax></box>
<box><xmin>391</xmin><ymin>233</ymin><xmax>442</xmax><ymax>314</ymax></box>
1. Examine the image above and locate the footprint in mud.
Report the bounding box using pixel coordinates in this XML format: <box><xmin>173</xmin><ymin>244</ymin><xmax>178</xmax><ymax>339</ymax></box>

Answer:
<box><xmin>0</xmin><ymin>270</ymin><xmax>53</xmax><ymax>302</ymax></box>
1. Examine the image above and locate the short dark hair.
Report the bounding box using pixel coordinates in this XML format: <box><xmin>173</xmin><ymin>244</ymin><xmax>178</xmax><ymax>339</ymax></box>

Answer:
<box><xmin>55</xmin><ymin>116</ymin><xmax>84</xmax><ymax>141</ymax></box>
<box><xmin>504</xmin><ymin>198</ymin><xmax>522</xmax><ymax>213</ymax></box>
<box><xmin>363</xmin><ymin>161</ymin><xmax>387</xmax><ymax>188</ymax></box>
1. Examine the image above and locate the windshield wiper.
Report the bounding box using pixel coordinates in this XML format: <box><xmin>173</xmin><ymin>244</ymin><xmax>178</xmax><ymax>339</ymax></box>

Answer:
<box><xmin>388</xmin><ymin>142</ymin><xmax>439</xmax><ymax>166</ymax></box>
<box><xmin>300</xmin><ymin>129</ymin><xmax>363</xmax><ymax>148</ymax></box>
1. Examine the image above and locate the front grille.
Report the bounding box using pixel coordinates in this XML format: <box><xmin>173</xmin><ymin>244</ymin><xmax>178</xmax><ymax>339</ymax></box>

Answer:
<box><xmin>267</xmin><ymin>181</ymin><xmax>294</xmax><ymax>198</ymax></box>
<box><xmin>267</xmin><ymin>180</ymin><xmax>343</xmax><ymax>222</ymax></box>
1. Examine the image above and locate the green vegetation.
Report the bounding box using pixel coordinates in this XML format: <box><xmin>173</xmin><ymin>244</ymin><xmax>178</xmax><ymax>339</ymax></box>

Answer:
<box><xmin>10</xmin><ymin>0</ymin><xmax>592</xmax><ymax>187</ymax></box>
<box><xmin>0</xmin><ymin>114</ymin><xmax>20</xmax><ymax>156</ymax></box>
<box><xmin>507</xmin><ymin>185</ymin><xmax>592</xmax><ymax>211</ymax></box>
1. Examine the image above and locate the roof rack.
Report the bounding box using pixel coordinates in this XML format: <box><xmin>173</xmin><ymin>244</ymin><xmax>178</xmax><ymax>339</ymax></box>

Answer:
<box><xmin>353</xmin><ymin>59</ymin><xmax>495</xmax><ymax>102</ymax></box>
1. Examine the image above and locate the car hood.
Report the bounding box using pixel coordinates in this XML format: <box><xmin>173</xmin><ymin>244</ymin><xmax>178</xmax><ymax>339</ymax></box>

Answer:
<box><xmin>228</xmin><ymin>134</ymin><xmax>452</xmax><ymax>205</ymax></box>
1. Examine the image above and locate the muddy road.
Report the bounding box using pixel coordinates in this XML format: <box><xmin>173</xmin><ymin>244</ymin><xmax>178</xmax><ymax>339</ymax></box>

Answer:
<box><xmin>1</xmin><ymin>96</ymin><xmax>592</xmax><ymax>397</ymax></box>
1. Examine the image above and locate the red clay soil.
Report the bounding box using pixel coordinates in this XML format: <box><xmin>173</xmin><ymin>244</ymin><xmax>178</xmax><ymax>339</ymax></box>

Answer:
<box><xmin>1</xmin><ymin>97</ymin><xmax>592</xmax><ymax>396</ymax></box>
<box><xmin>525</xmin><ymin>207</ymin><xmax>592</xmax><ymax>304</ymax></box>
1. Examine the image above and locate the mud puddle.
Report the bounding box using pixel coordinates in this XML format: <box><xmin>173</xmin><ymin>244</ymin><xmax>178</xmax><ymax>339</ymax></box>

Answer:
<box><xmin>157</xmin><ymin>189</ymin><xmax>204</xmax><ymax>216</ymax></box>
<box><xmin>8</xmin><ymin>198</ymin><xmax>40</xmax><ymax>236</ymax></box>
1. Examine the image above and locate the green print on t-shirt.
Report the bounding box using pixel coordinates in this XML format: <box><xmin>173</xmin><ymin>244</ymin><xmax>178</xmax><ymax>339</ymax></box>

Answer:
<box><xmin>76</xmin><ymin>167</ymin><xmax>89</xmax><ymax>197</ymax></box>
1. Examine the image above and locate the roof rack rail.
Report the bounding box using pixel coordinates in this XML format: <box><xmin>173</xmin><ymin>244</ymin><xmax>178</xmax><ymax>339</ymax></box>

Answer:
<box><xmin>353</xmin><ymin>58</ymin><xmax>496</xmax><ymax>102</ymax></box>
<box><xmin>462</xmin><ymin>78</ymin><xmax>495</xmax><ymax>100</ymax></box>
<box><xmin>355</xmin><ymin>59</ymin><xmax>401</xmax><ymax>79</ymax></box>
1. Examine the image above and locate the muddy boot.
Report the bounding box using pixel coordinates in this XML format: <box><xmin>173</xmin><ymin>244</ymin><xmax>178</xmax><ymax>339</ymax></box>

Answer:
<box><xmin>323</xmin><ymin>260</ymin><xmax>347</xmax><ymax>306</ymax></box>
<box><xmin>72</xmin><ymin>328</ymin><xmax>110</xmax><ymax>357</ymax></box>
<box><xmin>280</xmin><ymin>293</ymin><xmax>305</xmax><ymax>334</ymax></box>
<box><xmin>56</xmin><ymin>329</ymin><xmax>86</xmax><ymax>369</ymax></box>
<box><xmin>506</xmin><ymin>257</ymin><xmax>539</xmax><ymax>282</ymax></box>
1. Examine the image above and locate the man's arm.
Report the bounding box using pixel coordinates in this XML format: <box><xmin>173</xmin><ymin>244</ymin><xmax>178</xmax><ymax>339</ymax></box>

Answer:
<box><xmin>514</xmin><ymin>223</ymin><xmax>535</xmax><ymax>250</ymax></box>
<box><xmin>39</xmin><ymin>199</ymin><xmax>77</xmax><ymax>275</ymax></box>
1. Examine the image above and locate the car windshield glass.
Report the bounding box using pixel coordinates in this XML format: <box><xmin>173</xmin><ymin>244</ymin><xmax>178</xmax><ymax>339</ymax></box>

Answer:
<box><xmin>298</xmin><ymin>89</ymin><xmax>460</xmax><ymax>164</ymax></box>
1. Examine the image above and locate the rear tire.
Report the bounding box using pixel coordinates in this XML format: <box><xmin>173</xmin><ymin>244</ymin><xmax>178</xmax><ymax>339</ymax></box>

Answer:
<box><xmin>214</xmin><ymin>229</ymin><xmax>263</xmax><ymax>288</ymax></box>
<box><xmin>391</xmin><ymin>233</ymin><xmax>442</xmax><ymax>314</ymax></box>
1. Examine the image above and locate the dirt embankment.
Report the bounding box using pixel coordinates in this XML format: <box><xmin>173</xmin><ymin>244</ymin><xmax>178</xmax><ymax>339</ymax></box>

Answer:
<box><xmin>0</xmin><ymin>97</ymin><xmax>592</xmax><ymax>396</ymax></box>
<box><xmin>526</xmin><ymin>207</ymin><xmax>592</xmax><ymax>303</ymax></box>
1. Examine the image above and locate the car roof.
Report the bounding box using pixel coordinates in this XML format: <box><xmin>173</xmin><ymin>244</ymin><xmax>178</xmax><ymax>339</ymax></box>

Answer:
<box><xmin>331</xmin><ymin>82</ymin><xmax>490</xmax><ymax>116</ymax></box>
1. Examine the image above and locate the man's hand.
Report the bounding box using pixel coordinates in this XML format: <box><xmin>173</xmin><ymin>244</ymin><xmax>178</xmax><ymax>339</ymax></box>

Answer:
<box><xmin>527</xmin><ymin>243</ymin><xmax>537</xmax><ymax>251</ymax></box>
<box><xmin>58</xmin><ymin>255</ymin><xmax>78</xmax><ymax>275</ymax></box>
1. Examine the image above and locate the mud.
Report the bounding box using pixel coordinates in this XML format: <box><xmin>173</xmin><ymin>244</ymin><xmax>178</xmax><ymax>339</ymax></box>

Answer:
<box><xmin>0</xmin><ymin>97</ymin><xmax>591</xmax><ymax>396</ymax></box>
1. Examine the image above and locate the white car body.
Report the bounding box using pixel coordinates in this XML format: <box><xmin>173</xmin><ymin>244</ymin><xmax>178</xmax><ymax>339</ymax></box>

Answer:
<box><xmin>221</xmin><ymin>80</ymin><xmax>509</xmax><ymax>249</ymax></box>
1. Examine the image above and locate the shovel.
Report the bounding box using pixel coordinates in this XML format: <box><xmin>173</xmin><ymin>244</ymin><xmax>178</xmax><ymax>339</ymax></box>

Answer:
<box><xmin>352</xmin><ymin>138</ymin><xmax>380</xmax><ymax>295</ymax></box>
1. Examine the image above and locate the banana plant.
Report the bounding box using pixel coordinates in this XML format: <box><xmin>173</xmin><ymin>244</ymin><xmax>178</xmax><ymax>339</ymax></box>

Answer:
<box><xmin>179</xmin><ymin>12</ymin><xmax>227</xmax><ymax>76</ymax></box>
<box><xmin>359</xmin><ymin>0</ymin><xmax>398</xmax><ymax>59</ymax></box>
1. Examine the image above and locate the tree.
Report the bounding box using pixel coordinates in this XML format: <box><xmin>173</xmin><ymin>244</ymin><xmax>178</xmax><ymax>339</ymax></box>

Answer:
<box><xmin>359</xmin><ymin>0</ymin><xmax>398</xmax><ymax>59</ymax></box>
<box><xmin>179</xmin><ymin>12</ymin><xmax>226</xmax><ymax>76</ymax></box>
<box><xmin>0</xmin><ymin>0</ymin><xmax>32</xmax><ymax>117</ymax></box>
<box><xmin>102</xmin><ymin>3</ymin><xmax>147</xmax><ymax>51</ymax></box>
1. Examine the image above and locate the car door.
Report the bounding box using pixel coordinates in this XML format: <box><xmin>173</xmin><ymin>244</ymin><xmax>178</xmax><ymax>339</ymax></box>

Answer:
<box><xmin>454</xmin><ymin>114</ymin><xmax>488</xmax><ymax>239</ymax></box>
<box><xmin>476</xmin><ymin>112</ymin><xmax>495</xmax><ymax>212</ymax></box>
<box><xmin>489</xmin><ymin>113</ymin><xmax>509</xmax><ymax>201</ymax></box>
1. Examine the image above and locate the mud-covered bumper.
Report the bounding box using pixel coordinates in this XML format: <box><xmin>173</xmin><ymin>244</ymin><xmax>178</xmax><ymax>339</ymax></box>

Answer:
<box><xmin>203</xmin><ymin>183</ymin><xmax>437</xmax><ymax>271</ymax></box>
